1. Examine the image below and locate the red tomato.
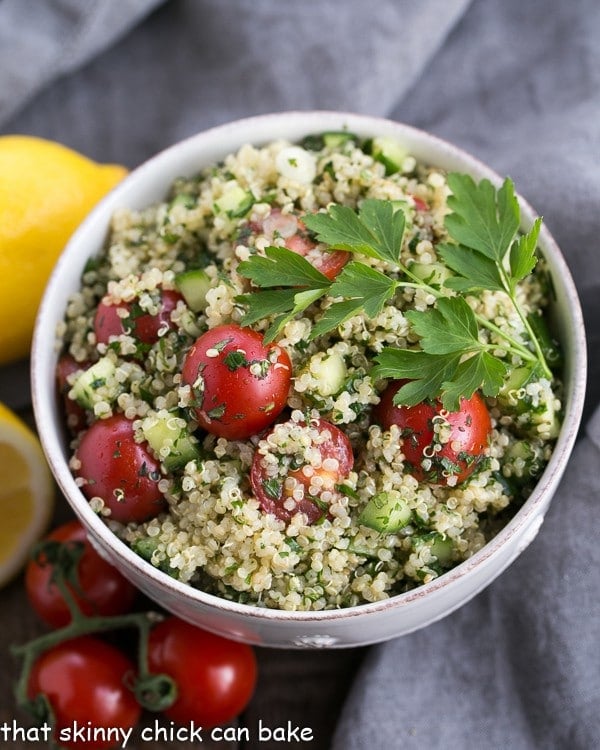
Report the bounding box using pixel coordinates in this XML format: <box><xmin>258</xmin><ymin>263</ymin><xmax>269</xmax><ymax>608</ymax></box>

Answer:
<box><xmin>94</xmin><ymin>288</ymin><xmax>182</xmax><ymax>345</ymax></box>
<box><xmin>411</xmin><ymin>195</ymin><xmax>429</xmax><ymax>212</ymax></box>
<box><xmin>56</xmin><ymin>354</ymin><xmax>88</xmax><ymax>434</ymax></box>
<box><xmin>251</xmin><ymin>207</ymin><xmax>349</xmax><ymax>280</ymax></box>
<box><xmin>251</xmin><ymin>417</ymin><xmax>354</xmax><ymax>524</ymax></box>
<box><xmin>181</xmin><ymin>324</ymin><xmax>292</xmax><ymax>440</ymax></box>
<box><xmin>25</xmin><ymin>520</ymin><xmax>137</xmax><ymax>628</ymax></box>
<box><xmin>75</xmin><ymin>414</ymin><xmax>166</xmax><ymax>523</ymax></box>
<box><xmin>28</xmin><ymin>636</ymin><xmax>141</xmax><ymax>750</ymax></box>
<box><xmin>148</xmin><ymin>617</ymin><xmax>257</xmax><ymax>729</ymax></box>
<box><xmin>373</xmin><ymin>381</ymin><xmax>492</xmax><ymax>485</ymax></box>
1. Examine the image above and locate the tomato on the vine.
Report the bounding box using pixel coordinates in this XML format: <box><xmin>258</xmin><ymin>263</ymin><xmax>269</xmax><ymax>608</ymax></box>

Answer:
<box><xmin>251</xmin><ymin>417</ymin><xmax>354</xmax><ymax>524</ymax></box>
<box><xmin>373</xmin><ymin>380</ymin><xmax>492</xmax><ymax>485</ymax></box>
<box><xmin>181</xmin><ymin>323</ymin><xmax>292</xmax><ymax>440</ymax></box>
<box><xmin>25</xmin><ymin>520</ymin><xmax>137</xmax><ymax>628</ymax></box>
<box><xmin>75</xmin><ymin>414</ymin><xmax>166</xmax><ymax>523</ymax></box>
<box><xmin>27</xmin><ymin>636</ymin><xmax>141</xmax><ymax>750</ymax></box>
<box><xmin>94</xmin><ymin>288</ymin><xmax>182</xmax><ymax>346</ymax></box>
<box><xmin>148</xmin><ymin>617</ymin><xmax>257</xmax><ymax>728</ymax></box>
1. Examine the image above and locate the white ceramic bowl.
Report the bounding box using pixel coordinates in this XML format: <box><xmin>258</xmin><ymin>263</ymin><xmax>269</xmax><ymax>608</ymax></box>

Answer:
<box><xmin>31</xmin><ymin>112</ymin><xmax>587</xmax><ymax>648</ymax></box>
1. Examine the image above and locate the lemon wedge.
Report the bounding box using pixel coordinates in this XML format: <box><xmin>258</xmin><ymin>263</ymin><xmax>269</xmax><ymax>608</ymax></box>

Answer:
<box><xmin>0</xmin><ymin>402</ymin><xmax>54</xmax><ymax>587</ymax></box>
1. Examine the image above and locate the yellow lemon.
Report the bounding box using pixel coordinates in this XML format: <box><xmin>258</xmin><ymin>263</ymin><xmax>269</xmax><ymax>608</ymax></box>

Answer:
<box><xmin>0</xmin><ymin>136</ymin><xmax>127</xmax><ymax>365</ymax></box>
<box><xmin>0</xmin><ymin>401</ymin><xmax>54</xmax><ymax>587</ymax></box>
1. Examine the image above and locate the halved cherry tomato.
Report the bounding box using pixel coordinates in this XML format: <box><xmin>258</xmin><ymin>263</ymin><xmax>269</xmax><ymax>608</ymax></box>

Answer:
<box><xmin>181</xmin><ymin>324</ymin><xmax>292</xmax><ymax>440</ymax></box>
<box><xmin>56</xmin><ymin>354</ymin><xmax>88</xmax><ymax>434</ymax></box>
<box><xmin>373</xmin><ymin>380</ymin><xmax>492</xmax><ymax>485</ymax></box>
<box><xmin>28</xmin><ymin>636</ymin><xmax>141</xmax><ymax>750</ymax></box>
<box><xmin>148</xmin><ymin>617</ymin><xmax>257</xmax><ymax>729</ymax></box>
<box><xmin>25</xmin><ymin>520</ymin><xmax>137</xmax><ymax>628</ymax></box>
<box><xmin>251</xmin><ymin>417</ymin><xmax>354</xmax><ymax>524</ymax></box>
<box><xmin>411</xmin><ymin>195</ymin><xmax>429</xmax><ymax>212</ymax></box>
<box><xmin>75</xmin><ymin>414</ymin><xmax>166</xmax><ymax>523</ymax></box>
<box><xmin>94</xmin><ymin>288</ymin><xmax>182</xmax><ymax>345</ymax></box>
<box><xmin>247</xmin><ymin>207</ymin><xmax>349</xmax><ymax>280</ymax></box>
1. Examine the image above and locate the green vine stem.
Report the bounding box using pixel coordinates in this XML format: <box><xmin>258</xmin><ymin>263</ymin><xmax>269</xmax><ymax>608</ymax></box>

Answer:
<box><xmin>10</xmin><ymin>540</ymin><xmax>178</xmax><ymax>723</ymax></box>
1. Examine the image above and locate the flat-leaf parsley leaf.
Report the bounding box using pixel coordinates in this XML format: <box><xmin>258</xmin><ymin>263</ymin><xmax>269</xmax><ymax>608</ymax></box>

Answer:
<box><xmin>374</xmin><ymin>174</ymin><xmax>554</xmax><ymax>409</ymax></box>
<box><xmin>236</xmin><ymin>173</ymin><xmax>555</xmax><ymax>410</ymax></box>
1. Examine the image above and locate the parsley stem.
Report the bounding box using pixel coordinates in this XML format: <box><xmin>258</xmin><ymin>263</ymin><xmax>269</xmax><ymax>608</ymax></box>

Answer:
<box><xmin>398</xmin><ymin>271</ymin><xmax>543</xmax><ymax>367</ymax></box>
<box><xmin>516</xmin><ymin>308</ymin><xmax>553</xmax><ymax>379</ymax></box>
<box><xmin>473</xmin><ymin>315</ymin><xmax>540</xmax><ymax>364</ymax></box>
<box><xmin>497</xmin><ymin>265</ymin><xmax>553</xmax><ymax>379</ymax></box>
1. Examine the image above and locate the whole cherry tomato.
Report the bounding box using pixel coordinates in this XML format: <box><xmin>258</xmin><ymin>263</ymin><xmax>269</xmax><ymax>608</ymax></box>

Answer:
<box><xmin>251</xmin><ymin>417</ymin><xmax>354</xmax><ymax>524</ymax></box>
<box><xmin>148</xmin><ymin>617</ymin><xmax>257</xmax><ymax>729</ymax></box>
<box><xmin>75</xmin><ymin>414</ymin><xmax>166</xmax><ymax>523</ymax></box>
<box><xmin>247</xmin><ymin>207</ymin><xmax>349</xmax><ymax>280</ymax></box>
<box><xmin>25</xmin><ymin>520</ymin><xmax>137</xmax><ymax>628</ymax></box>
<box><xmin>373</xmin><ymin>380</ymin><xmax>492</xmax><ymax>485</ymax></box>
<box><xmin>28</xmin><ymin>636</ymin><xmax>141</xmax><ymax>750</ymax></box>
<box><xmin>181</xmin><ymin>324</ymin><xmax>292</xmax><ymax>440</ymax></box>
<box><xmin>94</xmin><ymin>288</ymin><xmax>182</xmax><ymax>346</ymax></box>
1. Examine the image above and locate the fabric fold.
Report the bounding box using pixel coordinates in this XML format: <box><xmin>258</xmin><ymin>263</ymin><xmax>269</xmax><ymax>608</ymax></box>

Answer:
<box><xmin>0</xmin><ymin>0</ymin><xmax>473</xmax><ymax>164</ymax></box>
<box><xmin>0</xmin><ymin>0</ymin><xmax>165</xmax><ymax>126</ymax></box>
<box><xmin>332</xmin><ymin>404</ymin><xmax>600</xmax><ymax>750</ymax></box>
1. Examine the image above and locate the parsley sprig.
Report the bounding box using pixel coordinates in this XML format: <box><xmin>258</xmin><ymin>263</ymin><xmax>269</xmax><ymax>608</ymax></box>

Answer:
<box><xmin>236</xmin><ymin>174</ymin><xmax>554</xmax><ymax>411</ymax></box>
<box><xmin>236</xmin><ymin>246</ymin><xmax>331</xmax><ymax>341</ymax></box>
<box><xmin>236</xmin><ymin>200</ymin><xmax>406</xmax><ymax>343</ymax></box>
<box><xmin>374</xmin><ymin>174</ymin><xmax>552</xmax><ymax>410</ymax></box>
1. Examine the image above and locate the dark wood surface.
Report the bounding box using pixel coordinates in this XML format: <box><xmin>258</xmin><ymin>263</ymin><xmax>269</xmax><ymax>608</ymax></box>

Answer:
<box><xmin>0</xmin><ymin>362</ymin><xmax>365</xmax><ymax>749</ymax></box>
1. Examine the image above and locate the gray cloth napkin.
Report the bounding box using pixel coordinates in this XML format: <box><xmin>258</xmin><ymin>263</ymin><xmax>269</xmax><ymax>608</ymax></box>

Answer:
<box><xmin>1</xmin><ymin>0</ymin><xmax>598</xmax><ymax>747</ymax></box>
<box><xmin>0</xmin><ymin>0</ymin><xmax>164</xmax><ymax>126</ymax></box>
<box><xmin>333</xmin><ymin>1</ymin><xmax>600</xmax><ymax>747</ymax></box>
<box><xmin>0</xmin><ymin>0</ymin><xmax>471</xmax><ymax>165</ymax></box>
<box><xmin>334</xmin><ymin>417</ymin><xmax>600</xmax><ymax>749</ymax></box>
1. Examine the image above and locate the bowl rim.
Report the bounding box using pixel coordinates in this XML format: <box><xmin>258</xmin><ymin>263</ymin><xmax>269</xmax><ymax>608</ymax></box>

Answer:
<box><xmin>31</xmin><ymin>110</ymin><xmax>588</xmax><ymax>624</ymax></box>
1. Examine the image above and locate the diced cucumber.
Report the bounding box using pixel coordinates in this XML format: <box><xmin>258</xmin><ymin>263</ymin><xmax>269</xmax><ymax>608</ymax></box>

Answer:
<box><xmin>359</xmin><ymin>490</ymin><xmax>412</xmax><ymax>534</ymax></box>
<box><xmin>300</xmin><ymin>131</ymin><xmax>358</xmax><ymax>151</ymax></box>
<box><xmin>142</xmin><ymin>411</ymin><xmax>200</xmax><ymax>471</ymax></box>
<box><xmin>496</xmin><ymin>366</ymin><xmax>534</xmax><ymax>413</ymax></box>
<box><xmin>131</xmin><ymin>537</ymin><xmax>178</xmax><ymax>577</ymax></box>
<box><xmin>322</xmin><ymin>131</ymin><xmax>358</xmax><ymax>149</ymax></box>
<box><xmin>169</xmin><ymin>193</ymin><xmax>197</xmax><ymax>210</ymax></box>
<box><xmin>215</xmin><ymin>184</ymin><xmax>254</xmax><ymax>217</ymax></box>
<box><xmin>70</xmin><ymin>356</ymin><xmax>118</xmax><ymax>409</ymax></box>
<box><xmin>414</xmin><ymin>531</ymin><xmax>454</xmax><ymax>566</ymax></box>
<box><xmin>505</xmin><ymin>439</ymin><xmax>543</xmax><ymax>480</ymax></box>
<box><xmin>428</xmin><ymin>533</ymin><xmax>454</xmax><ymax>566</ymax></box>
<box><xmin>527</xmin><ymin>312</ymin><xmax>563</xmax><ymax>370</ymax></box>
<box><xmin>175</xmin><ymin>268</ymin><xmax>213</xmax><ymax>312</ymax></box>
<box><xmin>370</xmin><ymin>136</ymin><xmax>408</xmax><ymax>175</ymax></box>
<box><xmin>309</xmin><ymin>352</ymin><xmax>347</xmax><ymax>397</ymax></box>
<box><xmin>498</xmin><ymin>368</ymin><xmax>561</xmax><ymax>439</ymax></box>
<box><xmin>529</xmin><ymin>396</ymin><xmax>561</xmax><ymax>440</ymax></box>
<box><xmin>409</xmin><ymin>261</ymin><xmax>453</xmax><ymax>287</ymax></box>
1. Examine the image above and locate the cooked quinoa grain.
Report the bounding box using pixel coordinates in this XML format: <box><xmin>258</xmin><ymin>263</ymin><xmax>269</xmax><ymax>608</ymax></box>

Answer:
<box><xmin>58</xmin><ymin>132</ymin><xmax>562</xmax><ymax>610</ymax></box>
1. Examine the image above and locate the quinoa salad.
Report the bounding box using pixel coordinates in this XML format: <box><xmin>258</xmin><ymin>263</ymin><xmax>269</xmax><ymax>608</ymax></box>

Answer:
<box><xmin>57</xmin><ymin>131</ymin><xmax>563</xmax><ymax>611</ymax></box>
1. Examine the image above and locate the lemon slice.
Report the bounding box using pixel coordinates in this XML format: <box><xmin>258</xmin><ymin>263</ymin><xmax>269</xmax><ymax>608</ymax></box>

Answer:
<box><xmin>0</xmin><ymin>402</ymin><xmax>54</xmax><ymax>587</ymax></box>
